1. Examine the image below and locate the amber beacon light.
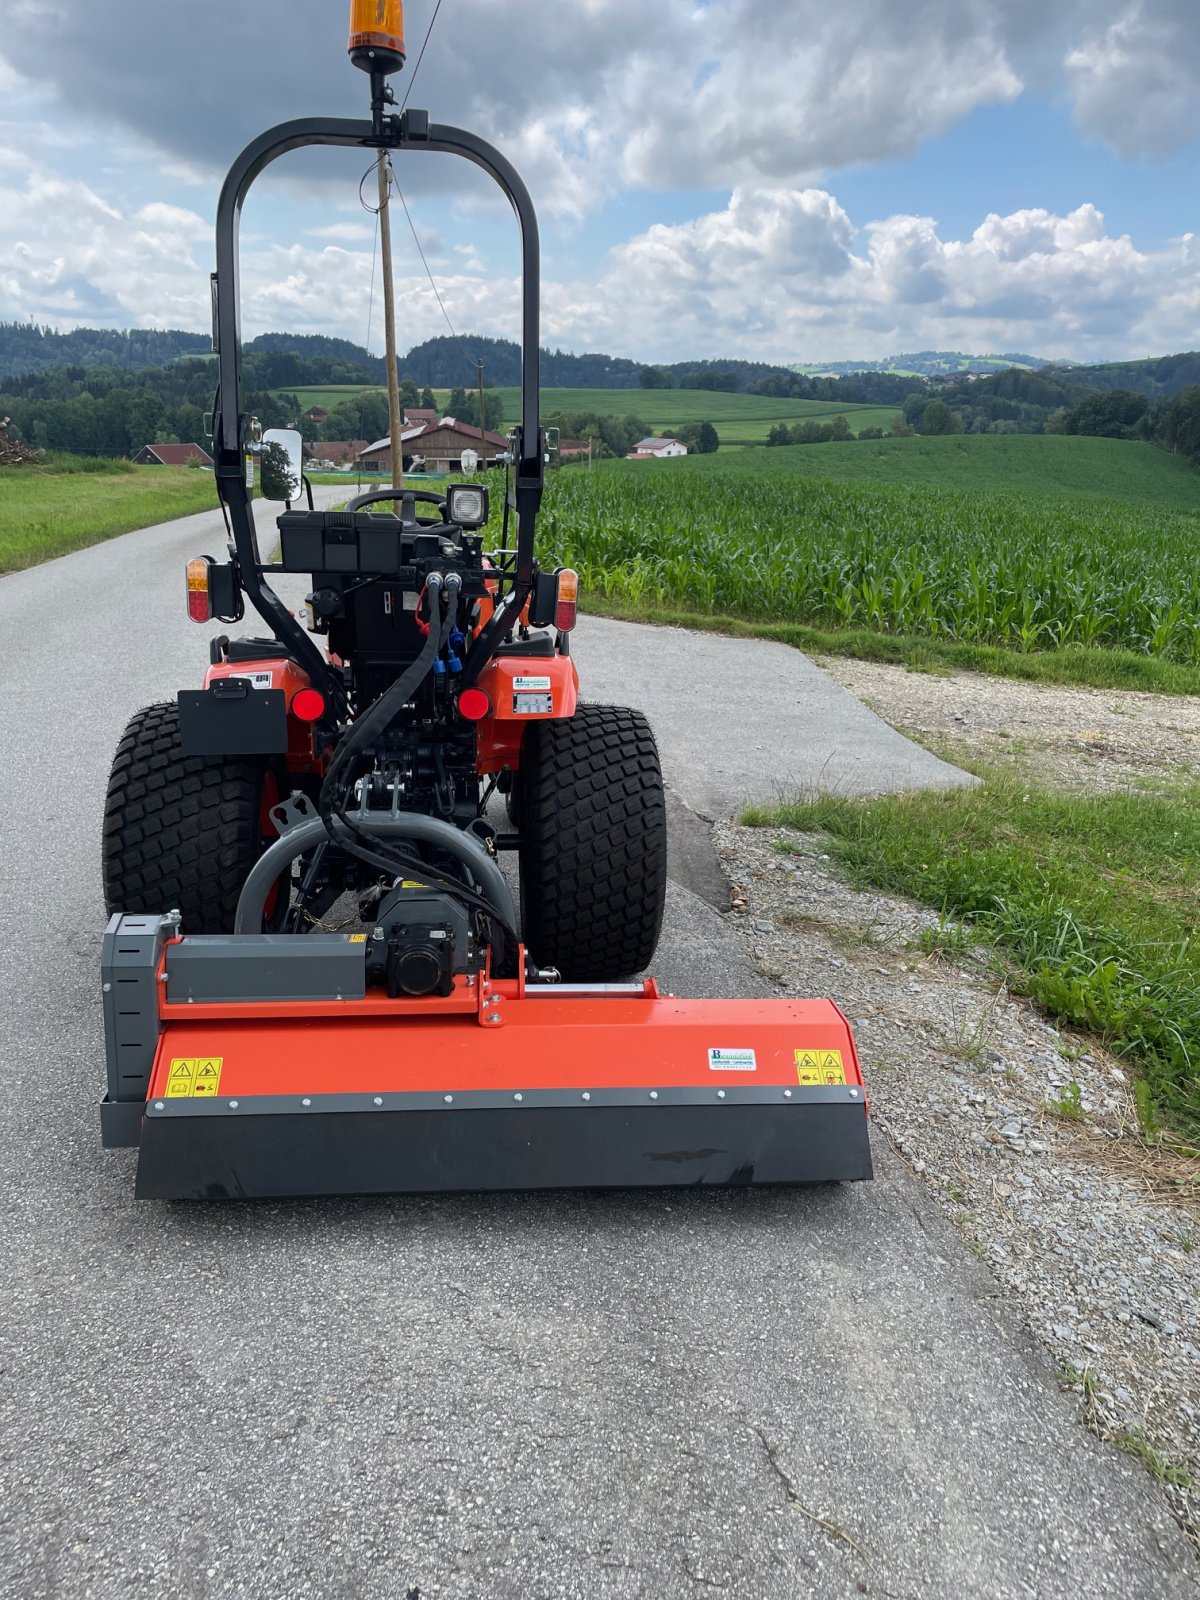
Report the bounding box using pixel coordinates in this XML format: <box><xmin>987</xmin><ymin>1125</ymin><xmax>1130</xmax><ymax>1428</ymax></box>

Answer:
<box><xmin>348</xmin><ymin>0</ymin><xmax>406</xmax><ymax>75</ymax></box>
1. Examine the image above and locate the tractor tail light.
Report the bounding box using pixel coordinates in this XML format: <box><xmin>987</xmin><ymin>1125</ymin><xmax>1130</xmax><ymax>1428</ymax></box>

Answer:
<box><xmin>291</xmin><ymin>687</ymin><xmax>326</xmax><ymax>723</ymax></box>
<box><xmin>186</xmin><ymin>557</ymin><xmax>212</xmax><ymax>623</ymax></box>
<box><xmin>457</xmin><ymin>688</ymin><xmax>491</xmax><ymax>722</ymax></box>
<box><xmin>348</xmin><ymin>0</ymin><xmax>406</xmax><ymax>74</ymax></box>
<box><xmin>554</xmin><ymin>569</ymin><xmax>578</xmax><ymax>633</ymax></box>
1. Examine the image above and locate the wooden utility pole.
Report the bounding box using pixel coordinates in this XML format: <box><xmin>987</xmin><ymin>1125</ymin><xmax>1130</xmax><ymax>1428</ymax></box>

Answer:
<box><xmin>376</xmin><ymin>152</ymin><xmax>404</xmax><ymax>490</ymax></box>
<box><xmin>475</xmin><ymin>357</ymin><xmax>486</xmax><ymax>449</ymax></box>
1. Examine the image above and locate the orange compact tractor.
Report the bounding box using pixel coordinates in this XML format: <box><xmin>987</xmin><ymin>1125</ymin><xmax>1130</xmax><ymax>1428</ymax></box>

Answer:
<box><xmin>98</xmin><ymin>3</ymin><xmax>871</xmax><ymax>1198</ymax></box>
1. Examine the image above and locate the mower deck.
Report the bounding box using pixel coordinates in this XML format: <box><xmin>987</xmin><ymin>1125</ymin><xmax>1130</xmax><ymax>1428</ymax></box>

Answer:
<box><xmin>101</xmin><ymin>917</ymin><xmax>872</xmax><ymax>1199</ymax></box>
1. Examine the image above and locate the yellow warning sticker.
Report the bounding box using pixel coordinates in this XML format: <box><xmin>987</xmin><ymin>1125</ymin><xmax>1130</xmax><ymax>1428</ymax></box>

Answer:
<box><xmin>348</xmin><ymin>933</ymin><xmax>367</xmax><ymax>944</ymax></box>
<box><xmin>165</xmin><ymin>1058</ymin><xmax>195</xmax><ymax>1098</ymax></box>
<box><xmin>795</xmin><ymin>1048</ymin><xmax>846</xmax><ymax>1087</ymax></box>
<box><xmin>166</xmin><ymin>1057</ymin><xmax>223</xmax><ymax>1098</ymax></box>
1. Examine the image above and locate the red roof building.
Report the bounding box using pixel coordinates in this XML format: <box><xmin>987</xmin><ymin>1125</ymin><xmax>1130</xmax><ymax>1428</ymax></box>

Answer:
<box><xmin>305</xmin><ymin>439</ymin><xmax>368</xmax><ymax>466</ymax></box>
<box><xmin>359</xmin><ymin>420</ymin><xmax>510</xmax><ymax>474</ymax></box>
<box><xmin>133</xmin><ymin>443</ymin><xmax>214</xmax><ymax>467</ymax></box>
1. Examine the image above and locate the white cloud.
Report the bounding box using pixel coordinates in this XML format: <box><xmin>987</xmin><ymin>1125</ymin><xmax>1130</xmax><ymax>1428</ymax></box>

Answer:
<box><xmin>2</xmin><ymin>0</ymin><xmax>1198</xmax><ymax>225</ymax></box>
<box><xmin>0</xmin><ymin>169</ymin><xmax>210</xmax><ymax>326</ymax></box>
<box><xmin>3</xmin><ymin>148</ymin><xmax>1197</xmax><ymax>362</ymax></box>
<box><xmin>619</xmin><ymin>0</ymin><xmax>1022</xmax><ymax>189</ymax></box>
<box><xmin>562</xmin><ymin>191</ymin><xmax>1198</xmax><ymax>362</ymax></box>
<box><xmin>1066</xmin><ymin>0</ymin><xmax>1200</xmax><ymax>158</ymax></box>
<box><xmin>309</xmin><ymin>222</ymin><xmax>375</xmax><ymax>242</ymax></box>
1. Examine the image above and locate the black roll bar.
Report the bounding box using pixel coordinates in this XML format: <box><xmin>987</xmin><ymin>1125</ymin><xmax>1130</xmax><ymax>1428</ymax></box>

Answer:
<box><xmin>210</xmin><ymin>107</ymin><xmax>543</xmax><ymax>685</ymax></box>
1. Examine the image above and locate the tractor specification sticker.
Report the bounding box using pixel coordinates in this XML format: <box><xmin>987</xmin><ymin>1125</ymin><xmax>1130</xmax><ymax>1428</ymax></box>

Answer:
<box><xmin>513</xmin><ymin>692</ymin><xmax>553</xmax><ymax>715</ymax></box>
<box><xmin>795</xmin><ymin>1048</ymin><xmax>846</xmax><ymax>1086</ymax></box>
<box><xmin>165</xmin><ymin>1057</ymin><xmax>224</xmax><ymax>1098</ymax></box>
<box><xmin>708</xmin><ymin>1047</ymin><xmax>757</xmax><ymax>1072</ymax></box>
<box><xmin>513</xmin><ymin>675</ymin><xmax>552</xmax><ymax>691</ymax></box>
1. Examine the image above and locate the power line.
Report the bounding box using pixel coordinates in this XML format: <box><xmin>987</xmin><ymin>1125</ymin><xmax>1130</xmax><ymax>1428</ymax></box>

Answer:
<box><xmin>394</xmin><ymin>176</ymin><xmax>460</xmax><ymax>344</ymax></box>
<box><xmin>399</xmin><ymin>0</ymin><xmax>445</xmax><ymax>114</ymax></box>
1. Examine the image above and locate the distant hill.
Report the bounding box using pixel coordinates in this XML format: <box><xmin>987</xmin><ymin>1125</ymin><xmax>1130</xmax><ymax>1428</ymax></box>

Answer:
<box><xmin>794</xmin><ymin>351</ymin><xmax>1049</xmax><ymax>379</ymax></box>
<box><xmin>0</xmin><ymin>322</ymin><xmax>212</xmax><ymax>379</ymax></box>
<box><xmin>399</xmin><ymin>335</ymin><xmax>789</xmax><ymax>391</ymax></box>
<box><xmin>1052</xmin><ymin>352</ymin><xmax>1200</xmax><ymax>401</ymax></box>
<box><xmin>245</xmin><ymin>332</ymin><xmax>385</xmax><ymax>380</ymax></box>
<box><xmin>0</xmin><ymin>323</ymin><xmax>793</xmax><ymax>392</ymax></box>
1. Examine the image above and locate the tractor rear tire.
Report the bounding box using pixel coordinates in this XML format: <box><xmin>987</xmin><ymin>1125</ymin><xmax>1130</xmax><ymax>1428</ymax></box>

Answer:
<box><xmin>102</xmin><ymin>701</ymin><xmax>285</xmax><ymax>935</ymax></box>
<box><xmin>518</xmin><ymin>703</ymin><xmax>667</xmax><ymax>981</ymax></box>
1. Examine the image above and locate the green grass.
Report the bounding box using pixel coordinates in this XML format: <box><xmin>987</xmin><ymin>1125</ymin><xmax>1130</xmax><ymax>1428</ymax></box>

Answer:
<box><xmin>743</xmin><ymin>774</ymin><xmax>1200</xmax><ymax>1139</ymax></box>
<box><xmin>275</xmin><ymin>384</ymin><xmax>899</xmax><ymax>442</ymax></box>
<box><xmin>492</xmin><ymin>385</ymin><xmax>898</xmax><ymax>441</ymax></box>
<box><xmin>535</xmin><ymin>454</ymin><xmax>1200</xmax><ymax>666</ymax></box>
<box><xmin>0</xmin><ymin>456</ymin><xmax>219</xmax><ymax>572</ymax></box>
<box><xmin>667</xmin><ymin>434</ymin><xmax>1200</xmax><ymax>512</ymax></box>
<box><xmin>278</xmin><ymin>384</ymin><xmax>383</xmax><ymax>413</ymax></box>
<box><xmin>1113</xmin><ymin>1430</ymin><xmax>1195</xmax><ymax>1489</ymax></box>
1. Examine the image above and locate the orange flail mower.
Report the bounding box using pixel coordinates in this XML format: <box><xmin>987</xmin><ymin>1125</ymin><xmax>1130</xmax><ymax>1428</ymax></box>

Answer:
<box><xmin>98</xmin><ymin>15</ymin><xmax>871</xmax><ymax>1198</ymax></box>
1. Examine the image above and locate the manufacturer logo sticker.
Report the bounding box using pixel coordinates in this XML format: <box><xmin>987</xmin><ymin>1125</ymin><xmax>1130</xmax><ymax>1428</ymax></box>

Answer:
<box><xmin>708</xmin><ymin>1047</ymin><xmax>757</xmax><ymax>1072</ymax></box>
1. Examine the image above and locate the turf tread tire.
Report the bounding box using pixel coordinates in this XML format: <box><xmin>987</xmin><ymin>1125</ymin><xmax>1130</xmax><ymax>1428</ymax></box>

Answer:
<box><xmin>519</xmin><ymin>703</ymin><xmax>667</xmax><ymax>981</ymax></box>
<box><xmin>102</xmin><ymin>701</ymin><xmax>280</xmax><ymax>934</ymax></box>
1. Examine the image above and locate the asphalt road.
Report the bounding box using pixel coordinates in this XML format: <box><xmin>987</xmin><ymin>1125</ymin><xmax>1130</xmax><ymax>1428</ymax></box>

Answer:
<box><xmin>0</xmin><ymin>501</ymin><xmax>1194</xmax><ymax>1600</ymax></box>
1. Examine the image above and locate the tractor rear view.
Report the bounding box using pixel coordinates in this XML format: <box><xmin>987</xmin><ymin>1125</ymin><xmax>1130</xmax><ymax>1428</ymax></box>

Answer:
<box><xmin>97</xmin><ymin>1</ymin><xmax>872</xmax><ymax>1199</ymax></box>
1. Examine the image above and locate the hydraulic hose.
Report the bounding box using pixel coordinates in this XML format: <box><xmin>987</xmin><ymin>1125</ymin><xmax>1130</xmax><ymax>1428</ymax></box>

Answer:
<box><xmin>234</xmin><ymin>812</ymin><xmax>516</xmax><ymax>934</ymax></box>
<box><xmin>309</xmin><ymin>575</ymin><xmax>519</xmax><ymax>943</ymax></box>
<box><xmin>318</xmin><ymin>571</ymin><xmax>444</xmax><ymax>831</ymax></box>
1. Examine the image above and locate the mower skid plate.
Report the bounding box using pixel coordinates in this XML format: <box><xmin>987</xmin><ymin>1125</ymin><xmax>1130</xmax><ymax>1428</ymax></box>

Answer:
<box><xmin>129</xmin><ymin>991</ymin><xmax>872</xmax><ymax>1199</ymax></box>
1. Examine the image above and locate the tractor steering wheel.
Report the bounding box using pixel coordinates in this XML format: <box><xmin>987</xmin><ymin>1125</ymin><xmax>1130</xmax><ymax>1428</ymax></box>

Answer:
<box><xmin>345</xmin><ymin>487</ymin><xmax>448</xmax><ymax>518</ymax></box>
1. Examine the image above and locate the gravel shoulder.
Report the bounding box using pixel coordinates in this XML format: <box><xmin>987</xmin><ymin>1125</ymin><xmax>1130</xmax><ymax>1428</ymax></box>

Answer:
<box><xmin>817</xmin><ymin>655</ymin><xmax>1200</xmax><ymax>793</ymax></box>
<box><xmin>714</xmin><ymin>660</ymin><xmax>1200</xmax><ymax>1547</ymax></box>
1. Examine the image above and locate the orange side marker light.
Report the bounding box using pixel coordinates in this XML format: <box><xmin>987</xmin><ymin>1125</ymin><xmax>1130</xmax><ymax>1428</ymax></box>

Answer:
<box><xmin>185</xmin><ymin>557</ymin><xmax>212</xmax><ymax>623</ymax></box>
<box><xmin>555</xmin><ymin>568</ymin><xmax>579</xmax><ymax>633</ymax></box>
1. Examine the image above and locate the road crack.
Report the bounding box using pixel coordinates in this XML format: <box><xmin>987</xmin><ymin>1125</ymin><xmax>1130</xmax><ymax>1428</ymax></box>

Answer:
<box><xmin>750</xmin><ymin>1424</ymin><xmax>871</xmax><ymax>1561</ymax></box>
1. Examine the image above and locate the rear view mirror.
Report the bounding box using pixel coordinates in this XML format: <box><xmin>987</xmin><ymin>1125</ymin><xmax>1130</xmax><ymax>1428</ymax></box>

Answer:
<box><xmin>260</xmin><ymin>428</ymin><xmax>303</xmax><ymax>502</ymax></box>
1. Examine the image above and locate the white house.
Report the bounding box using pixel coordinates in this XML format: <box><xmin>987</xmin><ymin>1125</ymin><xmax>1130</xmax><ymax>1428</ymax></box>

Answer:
<box><xmin>627</xmin><ymin>437</ymin><xmax>688</xmax><ymax>459</ymax></box>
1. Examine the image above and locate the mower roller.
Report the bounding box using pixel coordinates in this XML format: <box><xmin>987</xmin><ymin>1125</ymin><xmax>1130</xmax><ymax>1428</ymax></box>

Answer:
<box><xmin>98</xmin><ymin>6</ymin><xmax>872</xmax><ymax>1199</ymax></box>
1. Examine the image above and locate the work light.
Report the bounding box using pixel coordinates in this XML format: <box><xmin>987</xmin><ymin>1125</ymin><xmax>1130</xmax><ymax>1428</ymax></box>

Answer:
<box><xmin>447</xmin><ymin>483</ymin><xmax>489</xmax><ymax>528</ymax></box>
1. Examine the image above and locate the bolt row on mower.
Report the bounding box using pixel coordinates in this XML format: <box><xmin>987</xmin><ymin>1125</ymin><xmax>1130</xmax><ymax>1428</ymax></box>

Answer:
<box><xmin>98</xmin><ymin>3</ymin><xmax>872</xmax><ymax>1198</ymax></box>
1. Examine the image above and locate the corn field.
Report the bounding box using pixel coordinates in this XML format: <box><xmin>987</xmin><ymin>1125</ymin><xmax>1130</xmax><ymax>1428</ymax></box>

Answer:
<box><xmin>539</xmin><ymin>469</ymin><xmax>1200</xmax><ymax>660</ymax></box>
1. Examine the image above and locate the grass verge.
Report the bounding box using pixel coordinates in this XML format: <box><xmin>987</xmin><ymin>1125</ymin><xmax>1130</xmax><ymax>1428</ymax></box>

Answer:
<box><xmin>0</xmin><ymin>457</ymin><xmax>219</xmax><ymax>573</ymax></box>
<box><xmin>585</xmin><ymin>600</ymin><xmax>1200</xmax><ymax>696</ymax></box>
<box><xmin>742</xmin><ymin>769</ymin><xmax>1200</xmax><ymax>1141</ymax></box>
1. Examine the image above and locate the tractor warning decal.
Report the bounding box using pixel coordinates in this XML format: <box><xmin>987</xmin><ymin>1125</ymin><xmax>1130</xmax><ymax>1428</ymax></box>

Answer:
<box><xmin>708</xmin><ymin>1047</ymin><xmax>757</xmax><ymax>1071</ymax></box>
<box><xmin>795</xmin><ymin>1049</ymin><xmax>846</xmax><ymax>1086</ymax></box>
<box><xmin>165</xmin><ymin>1057</ymin><xmax>224</xmax><ymax>1098</ymax></box>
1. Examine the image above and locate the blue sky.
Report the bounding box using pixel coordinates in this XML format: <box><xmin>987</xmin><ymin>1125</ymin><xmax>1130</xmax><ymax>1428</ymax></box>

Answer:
<box><xmin>1</xmin><ymin>0</ymin><xmax>1197</xmax><ymax>364</ymax></box>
